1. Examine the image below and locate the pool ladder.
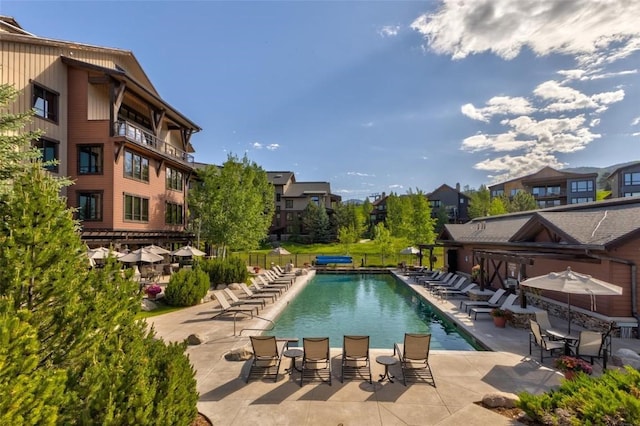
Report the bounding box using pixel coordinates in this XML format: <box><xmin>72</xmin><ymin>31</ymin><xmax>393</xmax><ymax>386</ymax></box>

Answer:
<box><xmin>237</xmin><ymin>316</ymin><xmax>276</xmax><ymax>336</ymax></box>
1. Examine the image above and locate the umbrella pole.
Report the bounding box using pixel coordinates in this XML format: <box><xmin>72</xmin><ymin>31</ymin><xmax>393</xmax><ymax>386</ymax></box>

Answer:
<box><xmin>567</xmin><ymin>295</ymin><xmax>572</xmax><ymax>334</ymax></box>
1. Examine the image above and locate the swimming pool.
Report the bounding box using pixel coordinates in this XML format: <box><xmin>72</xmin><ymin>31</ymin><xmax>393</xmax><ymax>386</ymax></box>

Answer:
<box><xmin>266</xmin><ymin>273</ymin><xmax>482</xmax><ymax>350</ymax></box>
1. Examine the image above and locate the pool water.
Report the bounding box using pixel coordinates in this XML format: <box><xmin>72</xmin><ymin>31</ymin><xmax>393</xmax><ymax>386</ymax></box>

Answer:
<box><xmin>266</xmin><ymin>273</ymin><xmax>482</xmax><ymax>350</ymax></box>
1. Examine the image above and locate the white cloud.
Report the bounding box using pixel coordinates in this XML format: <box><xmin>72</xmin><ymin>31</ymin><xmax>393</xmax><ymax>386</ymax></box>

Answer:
<box><xmin>531</xmin><ymin>80</ymin><xmax>624</xmax><ymax>114</ymax></box>
<box><xmin>632</xmin><ymin>117</ymin><xmax>640</xmax><ymax>126</ymax></box>
<box><xmin>588</xmin><ymin>69</ymin><xmax>638</xmax><ymax>80</ymax></box>
<box><xmin>632</xmin><ymin>132</ymin><xmax>640</xmax><ymax>137</ymax></box>
<box><xmin>474</xmin><ymin>152</ymin><xmax>566</xmax><ymax>182</ymax></box>
<box><xmin>461</xmin><ymin>132</ymin><xmax>536</xmax><ymax>152</ymax></box>
<box><xmin>361</xmin><ymin>121</ymin><xmax>374</xmax><ymax>127</ymax></box>
<box><xmin>412</xmin><ymin>0</ymin><xmax>640</xmax><ymax>66</ymax></box>
<box><xmin>252</xmin><ymin>142</ymin><xmax>263</xmax><ymax>149</ymax></box>
<box><xmin>557</xmin><ymin>69</ymin><xmax>587</xmax><ymax>81</ymax></box>
<box><xmin>347</xmin><ymin>172</ymin><xmax>375</xmax><ymax>177</ymax></box>
<box><xmin>461</xmin><ymin>96</ymin><xmax>535</xmax><ymax>122</ymax></box>
<box><xmin>590</xmin><ymin>118</ymin><xmax>600</xmax><ymax>127</ymax></box>
<box><xmin>389</xmin><ymin>184</ymin><xmax>404</xmax><ymax>189</ymax></box>
<box><xmin>378</xmin><ymin>25</ymin><xmax>400</xmax><ymax>37</ymax></box>
<box><xmin>266</xmin><ymin>144</ymin><xmax>280</xmax><ymax>151</ymax></box>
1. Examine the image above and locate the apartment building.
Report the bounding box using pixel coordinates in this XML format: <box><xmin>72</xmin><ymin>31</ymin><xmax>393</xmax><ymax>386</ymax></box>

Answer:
<box><xmin>1</xmin><ymin>16</ymin><xmax>200</xmax><ymax>248</ymax></box>
<box><xmin>488</xmin><ymin>166</ymin><xmax>597</xmax><ymax>208</ymax></box>
<box><xmin>608</xmin><ymin>161</ymin><xmax>640</xmax><ymax>198</ymax></box>
<box><xmin>426</xmin><ymin>183</ymin><xmax>470</xmax><ymax>223</ymax></box>
<box><xmin>267</xmin><ymin>171</ymin><xmax>340</xmax><ymax>240</ymax></box>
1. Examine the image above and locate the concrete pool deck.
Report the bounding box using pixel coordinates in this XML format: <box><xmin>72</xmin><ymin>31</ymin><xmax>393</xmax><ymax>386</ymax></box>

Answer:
<box><xmin>149</xmin><ymin>270</ymin><xmax>640</xmax><ymax>425</ymax></box>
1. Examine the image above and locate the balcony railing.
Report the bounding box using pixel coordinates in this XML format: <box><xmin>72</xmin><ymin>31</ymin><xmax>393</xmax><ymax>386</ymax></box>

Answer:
<box><xmin>115</xmin><ymin>120</ymin><xmax>194</xmax><ymax>164</ymax></box>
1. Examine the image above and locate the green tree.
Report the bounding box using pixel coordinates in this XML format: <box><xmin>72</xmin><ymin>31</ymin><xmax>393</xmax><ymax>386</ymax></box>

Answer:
<box><xmin>509</xmin><ymin>191</ymin><xmax>538</xmax><ymax>212</ymax></box>
<box><xmin>302</xmin><ymin>202</ymin><xmax>331</xmax><ymax>243</ymax></box>
<box><xmin>385</xmin><ymin>193</ymin><xmax>412</xmax><ymax>238</ymax></box>
<box><xmin>410</xmin><ymin>191</ymin><xmax>436</xmax><ymax>245</ymax></box>
<box><xmin>488</xmin><ymin>197</ymin><xmax>508</xmax><ymax>216</ymax></box>
<box><xmin>335</xmin><ymin>202</ymin><xmax>367</xmax><ymax>245</ymax></box>
<box><xmin>0</xmin><ymin>84</ymin><xmax>42</xmax><ymax>195</ymax></box>
<box><xmin>434</xmin><ymin>206</ymin><xmax>450</xmax><ymax>235</ymax></box>
<box><xmin>373</xmin><ymin>222</ymin><xmax>393</xmax><ymax>265</ymax></box>
<box><xmin>189</xmin><ymin>154</ymin><xmax>274</xmax><ymax>256</ymax></box>
<box><xmin>468</xmin><ymin>185</ymin><xmax>491</xmax><ymax>218</ymax></box>
<box><xmin>360</xmin><ymin>197</ymin><xmax>373</xmax><ymax>238</ymax></box>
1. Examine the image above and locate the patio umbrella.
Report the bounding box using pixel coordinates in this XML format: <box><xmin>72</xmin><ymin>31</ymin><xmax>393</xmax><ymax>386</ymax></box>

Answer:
<box><xmin>171</xmin><ymin>245</ymin><xmax>206</xmax><ymax>257</ymax></box>
<box><xmin>269</xmin><ymin>247</ymin><xmax>291</xmax><ymax>255</ymax></box>
<box><xmin>143</xmin><ymin>244</ymin><xmax>171</xmax><ymax>255</ymax></box>
<box><xmin>400</xmin><ymin>246</ymin><xmax>419</xmax><ymax>255</ymax></box>
<box><xmin>118</xmin><ymin>248</ymin><xmax>164</xmax><ymax>263</ymax></box>
<box><xmin>521</xmin><ymin>267</ymin><xmax>623</xmax><ymax>333</ymax></box>
<box><xmin>87</xmin><ymin>247</ymin><xmax>123</xmax><ymax>260</ymax></box>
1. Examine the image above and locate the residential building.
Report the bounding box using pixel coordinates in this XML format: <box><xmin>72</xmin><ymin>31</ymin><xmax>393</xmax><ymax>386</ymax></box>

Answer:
<box><xmin>1</xmin><ymin>16</ymin><xmax>200</xmax><ymax>248</ymax></box>
<box><xmin>426</xmin><ymin>183</ymin><xmax>470</xmax><ymax>223</ymax></box>
<box><xmin>267</xmin><ymin>171</ymin><xmax>340</xmax><ymax>241</ymax></box>
<box><xmin>608</xmin><ymin>161</ymin><xmax>640</xmax><ymax>198</ymax></box>
<box><xmin>369</xmin><ymin>192</ymin><xmax>389</xmax><ymax>226</ymax></box>
<box><xmin>438</xmin><ymin>197</ymin><xmax>640</xmax><ymax>330</ymax></box>
<box><xmin>488</xmin><ymin>166</ymin><xmax>598</xmax><ymax>208</ymax></box>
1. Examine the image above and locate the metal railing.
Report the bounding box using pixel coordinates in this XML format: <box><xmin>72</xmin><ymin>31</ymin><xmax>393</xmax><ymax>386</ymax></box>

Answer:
<box><xmin>115</xmin><ymin>120</ymin><xmax>194</xmax><ymax>164</ymax></box>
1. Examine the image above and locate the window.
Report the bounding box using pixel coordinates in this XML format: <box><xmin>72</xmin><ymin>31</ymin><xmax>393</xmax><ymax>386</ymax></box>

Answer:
<box><xmin>78</xmin><ymin>191</ymin><xmax>102</xmax><ymax>221</ymax></box>
<box><xmin>571</xmin><ymin>180</ymin><xmax>593</xmax><ymax>192</ymax></box>
<box><xmin>571</xmin><ymin>197</ymin><xmax>593</xmax><ymax>204</ymax></box>
<box><xmin>124</xmin><ymin>194</ymin><xmax>149</xmax><ymax>222</ymax></box>
<box><xmin>624</xmin><ymin>172</ymin><xmax>640</xmax><ymax>185</ymax></box>
<box><xmin>286</xmin><ymin>225</ymin><xmax>295</xmax><ymax>234</ymax></box>
<box><xmin>532</xmin><ymin>187</ymin><xmax>545</xmax><ymax>196</ymax></box>
<box><xmin>32</xmin><ymin>83</ymin><xmax>58</xmax><ymax>122</ymax></box>
<box><xmin>285</xmin><ymin>200</ymin><xmax>293</xmax><ymax>208</ymax></box>
<box><xmin>311</xmin><ymin>196</ymin><xmax>320</xmax><ymax>206</ymax></box>
<box><xmin>124</xmin><ymin>150</ymin><xmax>149</xmax><ymax>182</ymax></box>
<box><xmin>276</xmin><ymin>193</ymin><xmax>281</xmax><ymax>202</ymax></box>
<box><xmin>624</xmin><ymin>192</ymin><xmax>640</xmax><ymax>197</ymax></box>
<box><xmin>286</xmin><ymin>212</ymin><xmax>294</xmax><ymax>221</ymax></box>
<box><xmin>33</xmin><ymin>138</ymin><xmax>59</xmax><ymax>172</ymax></box>
<box><xmin>165</xmin><ymin>202</ymin><xmax>183</xmax><ymax>225</ymax></box>
<box><xmin>491</xmin><ymin>189</ymin><xmax>504</xmax><ymax>197</ymax></box>
<box><xmin>78</xmin><ymin>145</ymin><xmax>103</xmax><ymax>174</ymax></box>
<box><xmin>459</xmin><ymin>198</ymin><xmax>465</xmax><ymax>204</ymax></box>
<box><xmin>510</xmin><ymin>189</ymin><xmax>521</xmax><ymax>196</ymax></box>
<box><xmin>166</xmin><ymin>167</ymin><xmax>184</xmax><ymax>191</ymax></box>
<box><xmin>547</xmin><ymin>186</ymin><xmax>561</xmax><ymax>195</ymax></box>
<box><xmin>429</xmin><ymin>200</ymin><xmax>441</xmax><ymax>208</ymax></box>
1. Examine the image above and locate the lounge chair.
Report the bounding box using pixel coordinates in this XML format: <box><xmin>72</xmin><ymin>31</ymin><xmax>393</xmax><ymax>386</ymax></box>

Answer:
<box><xmin>272</xmin><ymin>265</ymin><xmax>296</xmax><ymax>278</ymax></box>
<box><xmin>264</xmin><ymin>270</ymin><xmax>294</xmax><ymax>287</ymax></box>
<box><xmin>469</xmin><ymin>294</ymin><xmax>517</xmax><ymax>320</ymax></box>
<box><xmin>417</xmin><ymin>272</ymin><xmax>453</xmax><ymax>286</ymax></box>
<box><xmin>250</xmin><ymin>278</ymin><xmax>284</xmax><ymax>295</ymax></box>
<box><xmin>223</xmin><ymin>287</ymin><xmax>265</xmax><ymax>310</ymax></box>
<box><xmin>238</xmin><ymin>283</ymin><xmax>278</xmax><ymax>303</ymax></box>
<box><xmin>300</xmin><ymin>337</ymin><xmax>332</xmax><ymax>386</ymax></box>
<box><xmin>340</xmin><ymin>335</ymin><xmax>372</xmax><ymax>383</ymax></box>
<box><xmin>257</xmin><ymin>275</ymin><xmax>290</xmax><ymax>291</ymax></box>
<box><xmin>529</xmin><ymin>320</ymin><xmax>565</xmax><ymax>362</ymax></box>
<box><xmin>436</xmin><ymin>283</ymin><xmax>477</xmax><ymax>299</ymax></box>
<box><xmin>428</xmin><ymin>275</ymin><xmax>467</xmax><ymax>294</ymax></box>
<box><xmin>459</xmin><ymin>288</ymin><xmax>506</xmax><ymax>313</ymax></box>
<box><xmin>246</xmin><ymin>335</ymin><xmax>287</xmax><ymax>383</ymax></box>
<box><xmin>393</xmin><ymin>333</ymin><xmax>435</xmax><ymax>387</ymax></box>
<box><xmin>211</xmin><ymin>290</ymin><xmax>259</xmax><ymax>319</ymax></box>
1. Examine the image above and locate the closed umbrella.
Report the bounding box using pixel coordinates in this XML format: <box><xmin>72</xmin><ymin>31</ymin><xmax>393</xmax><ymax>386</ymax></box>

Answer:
<box><xmin>269</xmin><ymin>247</ymin><xmax>291</xmax><ymax>255</ymax></box>
<box><xmin>171</xmin><ymin>245</ymin><xmax>206</xmax><ymax>257</ymax></box>
<box><xmin>118</xmin><ymin>248</ymin><xmax>164</xmax><ymax>263</ymax></box>
<box><xmin>521</xmin><ymin>267</ymin><xmax>623</xmax><ymax>333</ymax></box>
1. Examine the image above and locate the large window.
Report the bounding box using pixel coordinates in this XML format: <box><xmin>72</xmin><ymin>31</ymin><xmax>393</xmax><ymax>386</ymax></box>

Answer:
<box><xmin>124</xmin><ymin>194</ymin><xmax>149</xmax><ymax>222</ymax></box>
<box><xmin>32</xmin><ymin>83</ymin><xmax>58</xmax><ymax>122</ymax></box>
<box><xmin>166</xmin><ymin>167</ymin><xmax>184</xmax><ymax>191</ymax></box>
<box><xmin>33</xmin><ymin>138</ymin><xmax>58</xmax><ymax>172</ymax></box>
<box><xmin>571</xmin><ymin>197</ymin><xmax>593</xmax><ymax>204</ymax></box>
<box><xmin>78</xmin><ymin>191</ymin><xmax>102</xmax><ymax>221</ymax></box>
<box><xmin>78</xmin><ymin>145</ymin><xmax>103</xmax><ymax>174</ymax></box>
<box><xmin>311</xmin><ymin>196</ymin><xmax>320</xmax><ymax>206</ymax></box>
<box><xmin>276</xmin><ymin>193</ymin><xmax>281</xmax><ymax>202</ymax></box>
<box><xmin>624</xmin><ymin>172</ymin><xmax>640</xmax><ymax>186</ymax></box>
<box><xmin>624</xmin><ymin>192</ymin><xmax>640</xmax><ymax>197</ymax></box>
<box><xmin>491</xmin><ymin>189</ymin><xmax>504</xmax><ymax>197</ymax></box>
<box><xmin>429</xmin><ymin>200</ymin><xmax>441</xmax><ymax>208</ymax></box>
<box><xmin>165</xmin><ymin>202</ymin><xmax>183</xmax><ymax>225</ymax></box>
<box><xmin>571</xmin><ymin>180</ymin><xmax>593</xmax><ymax>192</ymax></box>
<box><xmin>124</xmin><ymin>150</ymin><xmax>149</xmax><ymax>182</ymax></box>
<box><xmin>285</xmin><ymin>200</ymin><xmax>293</xmax><ymax>208</ymax></box>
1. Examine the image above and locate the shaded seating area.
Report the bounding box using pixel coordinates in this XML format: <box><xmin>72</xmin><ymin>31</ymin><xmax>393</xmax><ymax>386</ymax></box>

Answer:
<box><xmin>393</xmin><ymin>333</ymin><xmax>436</xmax><ymax>387</ymax></box>
<box><xmin>300</xmin><ymin>337</ymin><xmax>332</xmax><ymax>386</ymax></box>
<box><xmin>569</xmin><ymin>324</ymin><xmax>614</xmax><ymax>369</ymax></box>
<box><xmin>340</xmin><ymin>335</ymin><xmax>372</xmax><ymax>383</ymax></box>
<box><xmin>246</xmin><ymin>336</ymin><xmax>287</xmax><ymax>383</ymax></box>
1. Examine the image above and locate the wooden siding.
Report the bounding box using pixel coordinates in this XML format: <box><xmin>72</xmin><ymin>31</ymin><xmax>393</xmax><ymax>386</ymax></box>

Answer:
<box><xmin>87</xmin><ymin>83</ymin><xmax>109</xmax><ymax>120</ymax></box>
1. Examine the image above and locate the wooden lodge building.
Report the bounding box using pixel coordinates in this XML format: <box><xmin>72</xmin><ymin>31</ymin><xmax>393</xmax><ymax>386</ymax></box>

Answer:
<box><xmin>438</xmin><ymin>196</ymin><xmax>640</xmax><ymax>336</ymax></box>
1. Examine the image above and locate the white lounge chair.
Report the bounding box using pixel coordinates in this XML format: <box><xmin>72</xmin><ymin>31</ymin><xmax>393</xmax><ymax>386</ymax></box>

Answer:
<box><xmin>469</xmin><ymin>294</ymin><xmax>517</xmax><ymax>320</ymax></box>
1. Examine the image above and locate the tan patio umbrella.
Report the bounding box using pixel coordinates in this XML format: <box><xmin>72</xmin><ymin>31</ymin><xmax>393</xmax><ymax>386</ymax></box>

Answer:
<box><xmin>87</xmin><ymin>247</ymin><xmax>123</xmax><ymax>260</ymax></box>
<box><xmin>118</xmin><ymin>248</ymin><xmax>164</xmax><ymax>263</ymax></box>
<box><xmin>143</xmin><ymin>244</ymin><xmax>171</xmax><ymax>255</ymax></box>
<box><xmin>521</xmin><ymin>267</ymin><xmax>623</xmax><ymax>333</ymax></box>
<box><xmin>269</xmin><ymin>247</ymin><xmax>291</xmax><ymax>255</ymax></box>
<box><xmin>171</xmin><ymin>245</ymin><xmax>206</xmax><ymax>257</ymax></box>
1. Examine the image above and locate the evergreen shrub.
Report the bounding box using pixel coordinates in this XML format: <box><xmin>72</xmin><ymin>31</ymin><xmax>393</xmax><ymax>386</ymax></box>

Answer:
<box><xmin>199</xmin><ymin>257</ymin><xmax>248</xmax><ymax>285</ymax></box>
<box><xmin>518</xmin><ymin>366</ymin><xmax>640</xmax><ymax>425</ymax></box>
<box><xmin>164</xmin><ymin>268</ymin><xmax>210</xmax><ymax>306</ymax></box>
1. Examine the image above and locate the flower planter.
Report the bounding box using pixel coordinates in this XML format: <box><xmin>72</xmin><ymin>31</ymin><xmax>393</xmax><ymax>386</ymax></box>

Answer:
<box><xmin>564</xmin><ymin>370</ymin><xmax>576</xmax><ymax>380</ymax></box>
<box><xmin>493</xmin><ymin>316</ymin><xmax>507</xmax><ymax>328</ymax></box>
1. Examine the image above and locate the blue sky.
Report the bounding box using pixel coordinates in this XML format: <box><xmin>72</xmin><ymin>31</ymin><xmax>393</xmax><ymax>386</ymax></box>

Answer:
<box><xmin>3</xmin><ymin>1</ymin><xmax>640</xmax><ymax>200</ymax></box>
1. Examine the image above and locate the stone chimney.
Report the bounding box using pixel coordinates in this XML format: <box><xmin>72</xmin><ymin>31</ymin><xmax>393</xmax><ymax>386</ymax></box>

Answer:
<box><xmin>456</xmin><ymin>183</ymin><xmax>461</xmax><ymax>192</ymax></box>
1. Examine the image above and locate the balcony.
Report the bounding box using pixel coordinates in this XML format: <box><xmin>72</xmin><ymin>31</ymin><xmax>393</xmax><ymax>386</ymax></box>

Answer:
<box><xmin>115</xmin><ymin>120</ymin><xmax>194</xmax><ymax>165</ymax></box>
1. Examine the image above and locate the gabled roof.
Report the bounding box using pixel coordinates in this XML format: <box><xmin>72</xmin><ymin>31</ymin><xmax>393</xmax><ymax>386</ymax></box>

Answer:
<box><xmin>427</xmin><ymin>183</ymin><xmax>470</xmax><ymax>200</ymax></box>
<box><xmin>488</xmin><ymin>166</ymin><xmax>597</xmax><ymax>188</ymax></box>
<box><xmin>283</xmin><ymin>182</ymin><xmax>332</xmax><ymax>197</ymax></box>
<box><xmin>607</xmin><ymin>161</ymin><xmax>640</xmax><ymax>179</ymax></box>
<box><xmin>442</xmin><ymin>216</ymin><xmax>532</xmax><ymax>243</ymax></box>
<box><xmin>267</xmin><ymin>171</ymin><xmax>295</xmax><ymax>186</ymax></box>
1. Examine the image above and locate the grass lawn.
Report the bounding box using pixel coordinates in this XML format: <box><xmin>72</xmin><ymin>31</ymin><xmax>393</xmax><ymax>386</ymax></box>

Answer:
<box><xmin>136</xmin><ymin>300</ymin><xmax>185</xmax><ymax>319</ymax></box>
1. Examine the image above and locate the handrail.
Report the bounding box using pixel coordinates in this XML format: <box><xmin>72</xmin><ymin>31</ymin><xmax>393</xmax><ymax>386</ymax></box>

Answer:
<box><xmin>114</xmin><ymin>120</ymin><xmax>194</xmax><ymax>164</ymax></box>
<box><xmin>237</xmin><ymin>316</ymin><xmax>276</xmax><ymax>336</ymax></box>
